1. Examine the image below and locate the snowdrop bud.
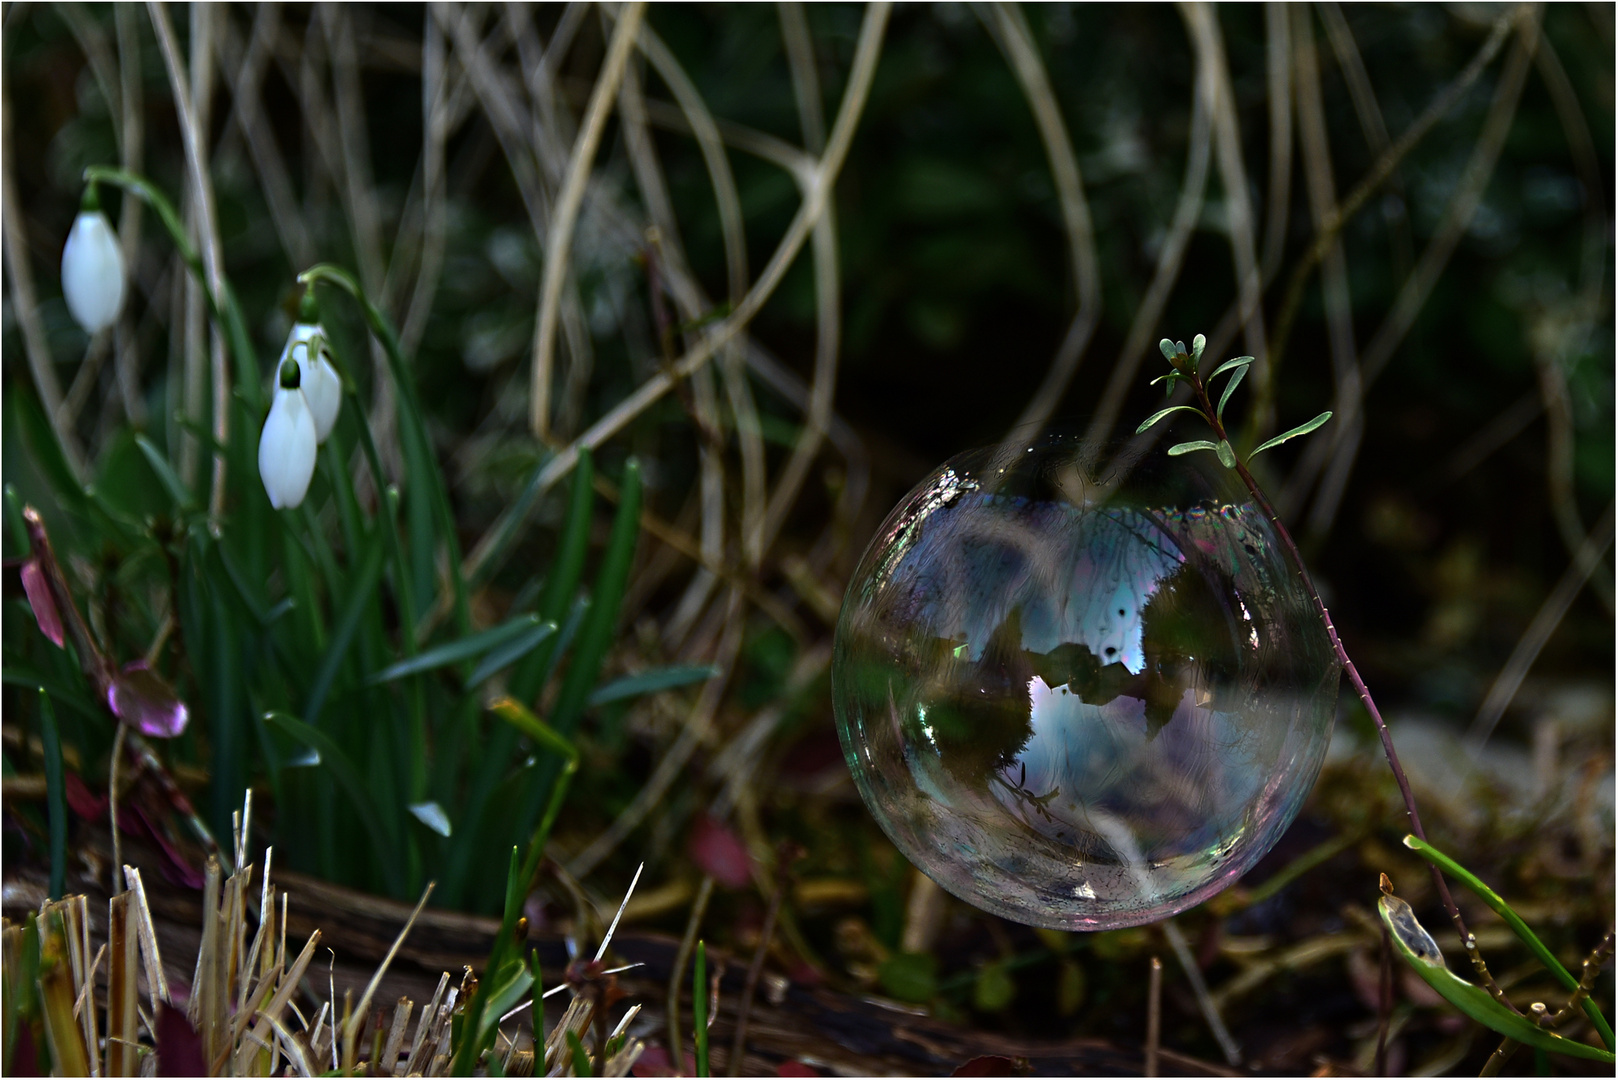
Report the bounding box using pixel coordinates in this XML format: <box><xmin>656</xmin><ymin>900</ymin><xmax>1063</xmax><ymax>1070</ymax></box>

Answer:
<box><xmin>282</xmin><ymin>289</ymin><xmax>341</xmax><ymax>443</ymax></box>
<box><xmin>61</xmin><ymin>185</ymin><xmax>126</xmax><ymax>335</ymax></box>
<box><xmin>259</xmin><ymin>359</ymin><xmax>318</xmax><ymax>510</ymax></box>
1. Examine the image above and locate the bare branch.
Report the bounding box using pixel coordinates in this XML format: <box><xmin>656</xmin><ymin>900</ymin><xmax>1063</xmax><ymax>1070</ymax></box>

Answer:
<box><xmin>530</xmin><ymin>2</ymin><xmax>648</xmax><ymax>439</ymax></box>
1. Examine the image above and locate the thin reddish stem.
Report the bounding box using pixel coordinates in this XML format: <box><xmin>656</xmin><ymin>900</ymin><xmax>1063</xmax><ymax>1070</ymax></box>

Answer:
<box><xmin>1182</xmin><ymin>370</ymin><xmax>1518</xmax><ymax>1012</ymax></box>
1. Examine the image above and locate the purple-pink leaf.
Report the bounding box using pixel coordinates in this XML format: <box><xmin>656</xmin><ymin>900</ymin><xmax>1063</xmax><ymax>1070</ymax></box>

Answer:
<box><xmin>155</xmin><ymin>1004</ymin><xmax>207</xmax><ymax>1076</ymax></box>
<box><xmin>19</xmin><ymin>559</ymin><xmax>63</xmax><ymax>648</ymax></box>
<box><xmin>108</xmin><ymin>661</ymin><xmax>189</xmax><ymax>738</ymax></box>
<box><xmin>688</xmin><ymin>813</ymin><xmax>753</xmax><ymax>890</ymax></box>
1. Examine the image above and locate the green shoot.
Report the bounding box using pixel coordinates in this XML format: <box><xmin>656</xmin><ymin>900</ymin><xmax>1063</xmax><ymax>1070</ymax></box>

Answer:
<box><xmin>38</xmin><ymin>692</ymin><xmax>65</xmax><ymax>901</ymax></box>
<box><xmin>694</xmin><ymin>940</ymin><xmax>710</xmax><ymax>1077</ymax></box>
<box><xmin>1403</xmin><ymin>836</ymin><xmax>1613</xmax><ymax>1049</ymax></box>
<box><xmin>1378</xmin><ymin>889</ymin><xmax>1612</xmax><ymax>1063</ymax></box>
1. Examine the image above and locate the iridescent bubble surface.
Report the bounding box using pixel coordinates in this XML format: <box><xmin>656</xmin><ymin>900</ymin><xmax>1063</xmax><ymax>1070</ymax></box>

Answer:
<box><xmin>832</xmin><ymin>436</ymin><xmax>1340</xmax><ymax>930</ymax></box>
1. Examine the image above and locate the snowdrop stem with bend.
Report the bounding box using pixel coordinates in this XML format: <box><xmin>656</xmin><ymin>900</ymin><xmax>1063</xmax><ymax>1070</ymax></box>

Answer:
<box><xmin>1173</xmin><ymin>355</ymin><xmax>1516</xmax><ymax>1013</ymax></box>
<box><xmin>82</xmin><ymin>165</ymin><xmax>261</xmax><ymax>412</ymax></box>
<box><xmin>296</xmin><ymin>263</ymin><xmax>471</xmax><ymax>637</ymax></box>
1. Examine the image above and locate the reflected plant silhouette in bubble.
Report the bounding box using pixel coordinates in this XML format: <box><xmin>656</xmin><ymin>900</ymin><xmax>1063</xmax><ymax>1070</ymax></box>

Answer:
<box><xmin>832</xmin><ymin>435</ymin><xmax>1341</xmax><ymax>930</ymax></box>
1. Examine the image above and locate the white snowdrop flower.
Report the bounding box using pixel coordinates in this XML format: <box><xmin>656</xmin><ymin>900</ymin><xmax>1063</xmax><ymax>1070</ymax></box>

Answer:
<box><xmin>285</xmin><ymin>324</ymin><xmax>342</xmax><ymax>443</ymax></box>
<box><xmin>283</xmin><ymin>289</ymin><xmax>341</xmax><ymax>443</ymax></box>
<box><xmin>61</xmin><ymin>186</ymin><xmax>126</xmax><ymax>334</ymax></box>
<box><xmin>258</xmin><ymin>359</ymin><xmax>318</xmax><ymax>510</ymax></box>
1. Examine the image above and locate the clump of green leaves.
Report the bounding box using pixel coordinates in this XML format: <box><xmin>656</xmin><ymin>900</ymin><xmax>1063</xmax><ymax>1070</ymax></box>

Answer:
<box><xmin>5</xmin><ymin>168</ymin><xmax>714</xmax><ymax>912</ymax></box>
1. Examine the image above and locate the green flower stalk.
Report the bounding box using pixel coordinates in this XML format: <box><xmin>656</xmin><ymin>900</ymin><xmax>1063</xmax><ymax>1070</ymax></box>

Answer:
<box><xmin>281</xmin><ymin>289</ymin><xmax>342</xmax><ymax>444</ymax></box>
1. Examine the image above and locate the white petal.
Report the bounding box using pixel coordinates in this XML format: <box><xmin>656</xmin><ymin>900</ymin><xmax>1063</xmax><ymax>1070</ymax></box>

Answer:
<box><xmin>258</xmin><ymin>388</ymin><xmax>318</xmax><ymax>509</ymax></box>
<box><xmin>305</xmin><ymin>357</ymin><xmax>342</xmax><ymax>443</ymax></box>
<box><xmin>281</xmin><ymin>323</ymin><xmax>341</xmax><ymax>443</ymax></box>
<box><xmin>61</xmin><ymin>211</ymin><xmax>126</xmax><ymax>334</ymax></box>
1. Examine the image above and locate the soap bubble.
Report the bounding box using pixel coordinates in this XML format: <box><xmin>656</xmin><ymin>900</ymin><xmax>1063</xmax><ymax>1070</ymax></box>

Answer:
<box><xmin>832</xmin><ymin>435</ymin><xmax>1340</xmax><ymax>930</ymax></box>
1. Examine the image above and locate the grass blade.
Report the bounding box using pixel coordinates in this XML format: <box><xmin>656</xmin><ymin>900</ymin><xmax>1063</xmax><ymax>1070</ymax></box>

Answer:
<box><xmin>208</xmin><ymin>589</ymin><xmax>244</xmax><ymax>845</ymax></box>
<box><xmin>5</xmin><ymin>484</ymin><xmax>29</xmax><ymax>557</ymax></box>
<box><xmin>341</xmin><ymin>882</ymin><xmax>435</xmax><ymax>1073</ymax></box>
<box><xmin>1379</xmin><ymin>893</ymin><xmax>1612</xmax><ymax>1062</ymax></box>
<box><xmin>38</xmin><ymin>691</ymin><xmax>66</xmax><ymax>901</ymax></box>
<box><xmin>4</xmin><ymin>667</ymin><xmax>100</xmax><ymax>724</ymax></box>
<box><xmin>567</xmin><ymin>1030</ymin><xmax>592</xmax><ymax>1077</ymax></box>
<box><xmin>369</xmin><ymin>615</ymin><xmax>547</xmax><ymax>684</ymax></box>
<box><xmin>1404</xmin><ymin>835</ymin><xmax>1613</xmax><ymax>1048</ymax></box>
<box><xmin>346</xmin><ymin>403</ymin><xmax>419</xmax><ymax>654</ymax></box>
<box><xmin>467</xmin><ymin>621</ymin><xmax>558</xmax><ymax>688</ymax></box>
<box><xmin>550</xmin><ymin>458</ymin><xmax>642</xmax><ymax>738</ymax></box>
<box><xmin>37</xmin><ymin>906</ymin><xmax>89</xmax><ymax>1076</ymax></box>
<box><xmin>407</xmin><ymin>801</ymin><xmax>452</xmax><ymax>838</ymax></box>
<box><xmin>11</xmin><ymin>390</ymin><xmax>89</xmax><ymax>516</ymax></box>
<box><xmin>489</xmin><ymin>698</ymin><xmax>579</xmax><ymax>940</ymax></box>
<box><xmin>694</xmin><ymin>940</ymin><xmax>709</xmax><ymax>1077</ymax></box>
<box><xmin>588</xmin><ymin>665</ymin><xmax>718</xmax><ymax>707</ymax></box>
<box><xmin>531</xmin><ymin>951</ymin><xmax>545</xmax><ymax>1055</ymax></box>
<box><xmin>510</xmin><ymin>449</ymin><xmax>596</xmax><ymax>704</ymax></box>
<box><xmin>303</xmin><ymin>531</ymin><xmax>386</xmax><ymax>726</ymax></box>
<box><xmin>465</xmin><ymin>445</ymin><xmax>559</xmax><ymax>593</ymax></box>
<box><xmin>134</xmin><ymin>434</ymin><xmax>196</xmax><ymax>510</ymax></box>
<box><xmin>542</xmin><ymin>447</ymin><xmax>597</xmax><ymax>627</ymax></box>
<box><xmin>510</xmin><ymin>460</ymin><xmax>639</xmax><ymax>859</ymax></box>
<box><xmin>263</xmin><ymin>711</ymin><xmax>400</xmax><ymax>893</ymax></box>
<box><xmin>490</xmin><ymin>697</ymin><xmax>580</xmax><ymax>764</ymax></box>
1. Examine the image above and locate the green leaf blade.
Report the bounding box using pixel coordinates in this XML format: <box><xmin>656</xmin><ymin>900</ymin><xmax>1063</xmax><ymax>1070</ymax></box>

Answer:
<box><xmin>1216</xmin><ymin>364</ymin><xmax>1248</xmax><ymax>421</ymax></box>
<box><xmin>408</xmin><ymin>801</ymin><xmax>452</xmax><ymax>838</ymax></box>
<box><xmin>39</xmin><ymin>692</ymin><xmax>66</xmax><ymax>901</ymax></box>
<box><xmin>1209</xmin><ymin>355</ymin><xmax>1254</xmax><ymax>379</ymax></box>
<box><xmin>588</xmin><ymin>665</ymin><xmax>719</xmax><ymax>708</ymax></box>
<box><xmin>467</xmin><ymin>621</ymin><xmax>559</xmax><ymax>688</ymax></box>
<box><xmin>489</xmin><ymin>698</ymin><xmax>579</xmax><ymax>764</ymax></box>
<box><xmin>1167</xmin><ymin>440</ymin><xmax>1220</xmax><ymax>457</ymax></box>
<box><xmin>134</xmin><ymin>435</ymin><xmax>196</xmax><ymax>510</ymax></box>
<box><xmin>549</xmin><ymin>458</ymin><xmax>643</xmax><ymax>739</ymax></box>
<box><xmin>1404</xmin><ymin>836</ymin><xmax>1613</xmax><ymax>1049</ymax></box>
<box><xmin>264</xmin><ymin>711</ymin><xmax>399</xmax><ymax>892</ymax></box>
<box><xmin>303</xmin><ymin>531</ymin><xmax>386</xmax><ymax>725</ymax></box>
<box><xmin>1379</xmin><ymin>895</ymin><xmax>1613</xmax><ymax>1063</ymax></box>
<box><xmin>369</xmin><ymin>615</ymin><xmax>546</xmax><ymax>684</ymax></box>
<box><xmin>1250</xmin><ymin>411</ymin><xmax>1333</xmax><ymax>457</ymax></box>
<box><xmin>1134</xmin><ymin>405</ymin><xmax>1204</xmax><ymax>435</ymax></box>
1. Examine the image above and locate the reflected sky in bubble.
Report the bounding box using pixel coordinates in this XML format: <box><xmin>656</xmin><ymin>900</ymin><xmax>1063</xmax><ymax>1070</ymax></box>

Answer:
<box><xmin>834</xmin><ymin>439</ymin><xmax>1339</xmax><ymax>930</ymax></box>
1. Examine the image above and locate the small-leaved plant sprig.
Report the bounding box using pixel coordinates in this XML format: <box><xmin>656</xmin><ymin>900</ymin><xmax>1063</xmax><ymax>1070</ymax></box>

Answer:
<box><xmin>1137</xmin><ymin>334</ymin><xmax>1331</xmax><ymax>469</ymax></box>
<box><xmin>1140</xmin><ymin>336</ymin><xmax>1614</xmax><ymax>1058</ymax></box>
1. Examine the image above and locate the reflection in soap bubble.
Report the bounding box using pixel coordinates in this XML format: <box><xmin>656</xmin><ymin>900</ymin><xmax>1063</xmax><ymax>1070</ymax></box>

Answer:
<box><xmin>832</xmin><ymin>436</ymin><xmax>1340</xmax><ymax>930</ymax></box>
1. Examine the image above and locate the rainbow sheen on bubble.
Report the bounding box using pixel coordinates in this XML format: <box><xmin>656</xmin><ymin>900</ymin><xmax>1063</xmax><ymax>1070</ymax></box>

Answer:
<box><xmin>832</xmin><ymin>436</ymin><xmax>1340</xmax><ymax>930</ymax></box>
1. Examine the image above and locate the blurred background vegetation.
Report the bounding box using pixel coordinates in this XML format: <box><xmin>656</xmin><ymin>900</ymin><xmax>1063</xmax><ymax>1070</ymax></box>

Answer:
<box><xmin>2</xmin><ymin>3</ymin><xmax>1612</xmax><ymax>1073</ymax></box>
